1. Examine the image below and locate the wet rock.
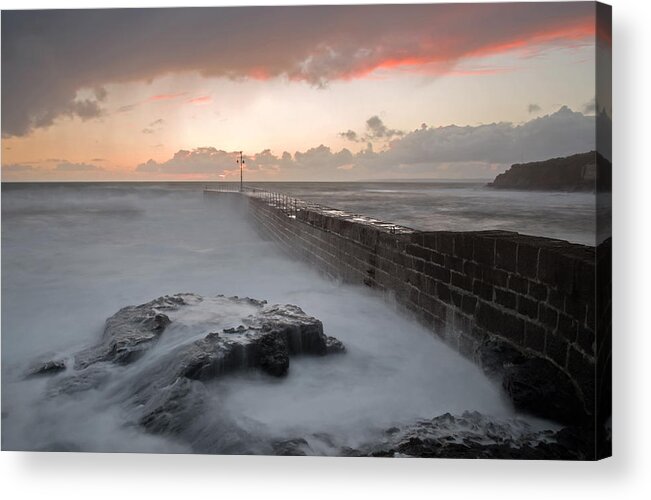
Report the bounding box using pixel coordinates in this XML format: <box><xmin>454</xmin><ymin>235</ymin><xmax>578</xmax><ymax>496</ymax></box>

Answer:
<box><xmin>363</xmin><ymin>411</ymin><xmax>588</xmax><ymax>460</ymax></box>
<box><xmin>272</xmin><ymin>438</ymin><xmax>311</xmax><ymax>456</ymax></box>
<box><xmin>326</xmin><ymin>336</ymin><xmax>346</xmax><ymax>354</ymax></box>
<box><xmin>47</xmin><ymin>366</ymin><xmax>111</xmax><ymax>397</ymax></box>
<box><xmin>257</xmin><ymin>332</ymin><xmax>290</xmax><ymax>377</ymax></box>
<box><xmin>36</xmin><ymin>441</ymin><xmax>82</xmax><ymax>452</ymax></box>
<box><xmin>74</xmin><ymin>295</ymin><xmax>181</xmax><ymax>369</ymax></box>
<box><xmin>503</xmin><ymin>358</ymin><xmax>586</xmax><ymax>424</ymax></box>
<box><xmin>35</xmin><ymin>293</ymin><xmax>345</xmax><ymax>443</ymax></box>
<box><xmin>475</xmin><ymin>338</ymin><xmax>526</xmax><ymax>378</ymax></box>
<box><xmin>26</xmin><ymin>358</ymin><xmax>66</xmax><ymax>377</ymax></box>
<box><xmin>139</xmin><ymin>377</ymin><xmax>207</xmax><ymax>434</ymax></box>
<box><xmin>475</xmin><ymin>339</ymin><xmax>588</xmax><ymax>426</ymax></box>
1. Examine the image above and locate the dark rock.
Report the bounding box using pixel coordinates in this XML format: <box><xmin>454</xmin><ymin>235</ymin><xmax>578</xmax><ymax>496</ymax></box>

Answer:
<box><xmin>257</xmin><ymin>332</ymin><xmax>290</xmax><ymax>376</ymax></box>
<box><xmin>139</xmin><ymin>377</ymin><xmax>207</xmax><ymax>434</ymax></box>
<box><xmin>26</xmin><ymin>359</ymin><xmax>66</xmax><ymax>377</ymax></box>
<box><xmin>74</xmin><ymin>295</ymin><xmax>179</xmax><ymax>369</ymax></box>
<box><xmin>49</xmin><ymin>293</ymin><xmax>345</xmax><ymax>440</ymax></box>
<box><xmin>47</xmin><ymin>366</ymin><xmax>110</xmax><ymax>397</ymax></box>
<box><xmin>475</xmin><ymin>338</ymin><xmax>526</xmax><ymax>378</ymax></box>
<box><xmin>364</xmin><ymin>411</ymin><xmax>588</xmax><ymax>460</ymax></box>
<box><xmin>487</xmin><ymin>151</ymin><xmax>609</xmax><ymax>192</ymax></box>
<box><xmin>36</xmin><ymin>442</ymin><xmax>82</xmax><ymax>452</ymax></box>
<box><xmin>272</xmin><ymin>438</ymin><xmax>311</xmax><ymax>456</ymax></box>
<box><xmin>152</xmin><ymin>302</ymin><xmax>341</xmax><ymax>382</ymax></box>
<box><xmin>503</xmin><ymin>358</ymin><xmax>586</xmax><ymax>424</ymax></box>
<box><xmin>325</xmin><ymin>336</ymin><xmax>346</xmax><ymax>354</ymax></box>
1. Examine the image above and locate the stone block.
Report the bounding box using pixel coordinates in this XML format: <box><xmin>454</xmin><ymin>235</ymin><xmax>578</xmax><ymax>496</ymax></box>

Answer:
<box><xmin>539</xmin><ymin>249</ymin><xmax>577</xmax><ymax>294</ymax></box>
<box><xmin>424</xmin><ymin>262</ymin><xmax>451</xmax><ymax>283</ymax></box>
<box><xmin>524</xmin><ymin>322</ymin><xmax>546</xmax><ymax>353</ymax></box>
<box><xmin>406</xmin><ymin>244</ymin><xmax>430</xmax><ymax>261</ymax></box>
<box><xmin>564</xmin><ymin>292</ymin><xmax>586</xmax><ymax>320</ymax></box>
<box><xmin>473</xmin><ymin>237</ymin><xmax>496</xmax><ymax>266</ymax></box>
<box><xmin>495</xmin><ymin>238</ymin><xmax>517</xmax><ymax>272</ymax></box>
<box><xmin>430</xmin><ymin>251</ymin><xmax>446</xmax><ymax>266</ymax></box>
<box><xmin>528</xmin><ymin>281</ymin><xmax>548</xmax><ymax>301</ymax></box>
<box><xmin>557</xmin><ymin>313</ymin><xmax>578</xmax><ymax>343</ymax></box>
<box><xmin>461</xmin><ymin>294</ymin><xmax>478</xmax><ymax>315</ymax></box>
<box><xmin>436</xmin><ymin>233</ymin><xmax>455</xmax><ymax>255</ymax></box>
<box><xmin>431</xmin><ymin>299</ymin><xmax>449</xmax><ymax>321</ymax></box>
<box><xmin>516</xmin><ymin>243</ymin><xmax>540</xmax><ymax>279</ymax></box>
<box><xmin>472</xmin><ymin>279</ymin><xmax>493</xmax><ymax>301</ymax></box>
<box><xmin>476</xmin><ymin>301</ymin><xmax>504</xmax><ymax>333</ymax></box>
<box><xmin>454</xmin><ymin>234</ymin><xmax>475</xmax><ymax>260</ymax></box>
<box><xmin>545</xmin><ymin>333</ymin><xmax>569</xmax><ymax>367</ymax></box>
<box><xmin>463</xmin><ymin>260</ymin><xmax>480</xmax><ymax>279</ymax></box>
<box><xmin>437</xmin><ymin>282</ymin><xmax>451</xmax><ymax>304</ymax></box>
<box><xmin>508</xmin><ymin>275</ymin><xmax>528</xmax><ymax>294</ymax></box>
<box><xmin>445</xmin><ymin>254</ymin><xmax>464</xmax><ymax>273</ymax></box>
<box><xmin>548</xmin><ymin>289</ymin><xmax>565</xmax><ymax>310</ymax></box>
<box><xmin>453</xmin><ymin>310</ymin><xmax>472</xmax><ymax>332</ymax></box>
<box><xmin>450</xmin><ymin>289</ymin><xmax>463</xmax><ymax>308</ymax></box>
<box><xmin>518</xmin><ymin>295</ymin><xmax>539</xmax><ymax>320</ymax></box>
<box><xmin>450</xmin><ymin>271</ymin><xmax>473</xmax><ymax>292</ymax></box>
<box><xmin>485</xmin><ymin>268</ymin><xmax>509</xmax><ymax>288</ymax></box>
<box><xmin>539</xmin><ymin>304</ymin><xmax>559</xmax><ymax>329</ymax></box>
<box><xmin>495</xmin><ymin>288</ymin><xmax>517</xmax><ymax>309</ymax></box>
<box><xmin>501</xmin><ymin>314</ymin><xmax>525</xmax><ymax>344</ymax></box>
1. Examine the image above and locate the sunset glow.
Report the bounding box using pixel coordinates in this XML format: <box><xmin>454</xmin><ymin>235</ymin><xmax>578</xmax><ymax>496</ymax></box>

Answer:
<box><xmin>1</xmin><ymin>3</ymin><xmax>609</xmax><ymax>181</ymax></box>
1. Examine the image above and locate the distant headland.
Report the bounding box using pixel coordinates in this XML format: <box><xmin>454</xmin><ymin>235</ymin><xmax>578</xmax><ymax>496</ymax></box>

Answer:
<box><xmin>488</xmin><ymin>152</ymin><xmax>612</xmax><ymax>192</ymax></box>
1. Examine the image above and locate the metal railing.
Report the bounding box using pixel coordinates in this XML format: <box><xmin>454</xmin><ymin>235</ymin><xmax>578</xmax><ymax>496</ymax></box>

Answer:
<box><xmin>203</xmin><ymin>184</ymin><xmax>413</xmax><ymax>234</ymax></box>
<box><xmin>246</xmin><ymin>187</ymin><xmax>306</xmax><ymax>219</ymax></box>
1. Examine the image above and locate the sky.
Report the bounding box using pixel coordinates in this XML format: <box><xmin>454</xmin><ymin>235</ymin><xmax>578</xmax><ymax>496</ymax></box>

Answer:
<box><xmin>1</xmin><ymin>3</ymin><xmax>611</xmax><ymax>181</ymax></box>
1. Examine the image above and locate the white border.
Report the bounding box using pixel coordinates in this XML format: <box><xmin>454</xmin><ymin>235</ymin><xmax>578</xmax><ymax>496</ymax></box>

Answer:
<box><xmin>1</xmin><ymin>0</ymin><xmax>649</xmax><ymax>498</ymax></box>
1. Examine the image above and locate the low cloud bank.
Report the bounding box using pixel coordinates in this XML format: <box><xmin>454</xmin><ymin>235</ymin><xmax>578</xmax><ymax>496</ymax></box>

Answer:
<box><xmin>136</xmin><ymin>106</ymin><xmax>600</xmax><ymax>180</ymax></box>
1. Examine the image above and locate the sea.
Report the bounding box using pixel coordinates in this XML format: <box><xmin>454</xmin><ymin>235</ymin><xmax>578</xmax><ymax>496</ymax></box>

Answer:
<box><xmin>1</xmin><ymin>181</ymin><xmax>601</xmax><ymax>453</ymax></box>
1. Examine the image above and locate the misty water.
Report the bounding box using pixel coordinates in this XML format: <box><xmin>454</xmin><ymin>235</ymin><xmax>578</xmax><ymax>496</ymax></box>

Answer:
<box><xmin>247</xmin><ymin>181</ymin><xmax>602</xmax><ymax>246</ymax></box>
<box><xmin>1</xmin><ymin>182</ymin><xmax>593</xmax><ymax>453</ymax></box>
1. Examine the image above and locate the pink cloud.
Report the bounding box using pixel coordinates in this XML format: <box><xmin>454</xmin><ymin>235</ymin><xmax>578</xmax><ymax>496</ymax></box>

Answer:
<box><xmin>147</xmin><ymin>92</ymin><xmax>188</xmax><ymax>102</ymax></box>
<box><xmin>188</xmin><ymin>96</ymin><xmax>213</xmax><ymax>105</ymax></box>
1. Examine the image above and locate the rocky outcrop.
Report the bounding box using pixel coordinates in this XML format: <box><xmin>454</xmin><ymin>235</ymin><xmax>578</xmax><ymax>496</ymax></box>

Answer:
<box><xmin>475</xmin><ymin>338</ymin><xmax>587</xmax><ymax>425</ymax></box>
<box><xmin>487</xmin><ymin>151</ymin><xmax>611</xmax><ymax>192</ymax></box>
<box><xmin>25</xmin><ymin>358</ymin><xmax>66</xmax><ymax>377</ymax></box>
<box><xmin>362</xmin><ymin>411</ymin><xmax>592</xmax><ymax>460</ymax></box>
<box><xmin>74</xmin><ymin>295</ymin><xmax>175</xmax><ymax>369</ymax></box>
<box><xmin>263</xmin><ymin>411</ymin><xmax>595</xmax><ymax>459</ymax></box>
<box><xmin>503</xmin><ymin>358</ymin><xmax>585</xmax><ymax>424</ymax></box>
<box><xmin>41</xmin><ymin>293</ymin><xmax>345</xmax><ymax>438</ymax></box>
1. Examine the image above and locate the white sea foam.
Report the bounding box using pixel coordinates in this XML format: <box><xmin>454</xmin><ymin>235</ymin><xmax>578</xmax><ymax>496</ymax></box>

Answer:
<box><xmin>1</xmin><ymin>183</ymin><xmax>556</xmax><ymax>453</ymax></box>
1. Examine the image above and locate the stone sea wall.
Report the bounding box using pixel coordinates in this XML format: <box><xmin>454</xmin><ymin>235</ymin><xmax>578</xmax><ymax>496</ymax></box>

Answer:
<box><xmin>205</xmin><ymin>190</ymin><xmax>611</xmax><ymax>457</ymax></box>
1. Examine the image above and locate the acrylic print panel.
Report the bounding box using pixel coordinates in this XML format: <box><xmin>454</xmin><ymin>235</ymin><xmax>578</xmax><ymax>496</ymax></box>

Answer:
<box><xmin>0</xmin><ymin>2</ymin><xmax>611</xmax><ymax>460</ymax></box>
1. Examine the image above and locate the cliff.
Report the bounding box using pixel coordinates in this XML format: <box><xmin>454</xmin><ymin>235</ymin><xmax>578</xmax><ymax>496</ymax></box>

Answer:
<box><xmin>488</xmin><ymin>151</ymin><xmax>611</xmax><ymax>192</ymax></box>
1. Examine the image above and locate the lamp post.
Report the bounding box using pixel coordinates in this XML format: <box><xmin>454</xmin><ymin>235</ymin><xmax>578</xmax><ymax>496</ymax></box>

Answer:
<box><xmin>236</xmin><ymin>151</ymin><xmax>244</xmax><ymax>192</ymax></box>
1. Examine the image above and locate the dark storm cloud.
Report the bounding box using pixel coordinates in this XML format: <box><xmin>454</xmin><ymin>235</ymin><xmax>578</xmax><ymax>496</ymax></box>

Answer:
<box><xmin>2</xmin><ymin>3</ymin><xmax>596</xmax><ymax>136</ymax></box>
<box><xmin>528</xmin><ymin>104</ymin><xmax>541</xmax><ymax>114</ymax></box>
<box><xmin>137</xmin><ymin>107</ymin><xmax>596</xmax><ymax>178</ymax></box>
